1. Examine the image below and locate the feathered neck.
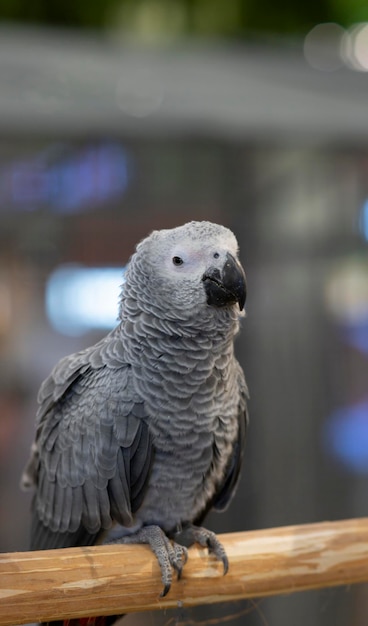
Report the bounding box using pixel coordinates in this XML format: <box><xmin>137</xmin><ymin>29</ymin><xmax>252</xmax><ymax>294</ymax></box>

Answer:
<box><xmin>119</xmin><ymin>254</ymin><xmax>242</xmax><ymax>341</ymax></box>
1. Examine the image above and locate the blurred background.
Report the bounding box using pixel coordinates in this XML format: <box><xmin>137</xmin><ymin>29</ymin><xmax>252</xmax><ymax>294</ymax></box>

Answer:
<box><xmin>1</xmin><ymin>1</ymin><xmax>368</xmax><ymax>625</ymax></box>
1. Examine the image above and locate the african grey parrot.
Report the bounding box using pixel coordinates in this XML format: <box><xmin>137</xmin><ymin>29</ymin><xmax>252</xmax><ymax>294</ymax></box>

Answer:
<box><xmin>22</xmin><ymin>220</ymin><xmax>248</xmax><ymax>625</ymax></box>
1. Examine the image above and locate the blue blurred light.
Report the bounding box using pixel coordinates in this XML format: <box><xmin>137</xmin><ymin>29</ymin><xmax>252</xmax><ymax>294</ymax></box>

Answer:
<box><xmin>323</xmin><ymin>401</ymin><xmax>368</xmax><ymax>473</ymax></box>
<box><xmin>359</xmin><ymin>199</ymin><xmax>368</xmax><ymax>241</ymax></box>
<box><xmin>46</xmin><ymin>265</ymin><xmax>125</xmax><ymax>336</ymax></box>
<box><xmin>342</xmin><ymin>322</ymin><xmax>368</xmax><ymax>355</ymax></box>
<box><xmin>0</xmin><ymin>143</ymin><xmax>130</xmax><ymax>214</ymax></box>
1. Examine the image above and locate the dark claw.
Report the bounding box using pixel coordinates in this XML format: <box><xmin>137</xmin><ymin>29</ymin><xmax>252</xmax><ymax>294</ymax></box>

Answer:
<box><xmin>222</xmin><ymin>554</ymin><xmax>229</xmax><ymax>575</ymax></box>
<box><xmin>160</xmin><ymin>582</ymin><xmax>171</xmax><ymax>598</ymax></box>
<box><xmin>205</xmin><ymin>534</ymin><xmax>228</xmax><ymax>575</ymax></box>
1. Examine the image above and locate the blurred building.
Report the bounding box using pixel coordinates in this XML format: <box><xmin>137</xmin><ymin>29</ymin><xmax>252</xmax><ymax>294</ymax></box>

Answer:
<box><xmin>1</xmin><ymin>24</ymin><xmax>368</xmax><ymax>626</ymax></box>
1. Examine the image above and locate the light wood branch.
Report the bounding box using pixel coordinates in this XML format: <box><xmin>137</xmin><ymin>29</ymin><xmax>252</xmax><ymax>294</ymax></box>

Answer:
<box><xmin>1</xmin><ymin>518</ymin><xmax>368</xmax><ymax>625</ymax></box>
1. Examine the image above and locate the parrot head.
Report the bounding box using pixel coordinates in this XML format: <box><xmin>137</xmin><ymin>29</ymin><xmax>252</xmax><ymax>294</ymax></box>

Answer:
<box><xmin>132</xmin><ymin>221</ymin><xmax>246</xmax><ymax>316</ymax></box>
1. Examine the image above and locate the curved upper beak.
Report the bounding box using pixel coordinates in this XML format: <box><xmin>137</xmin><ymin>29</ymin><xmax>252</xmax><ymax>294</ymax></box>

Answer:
<box><xmin>202</xmin><ymin>252</ymin><xmax>247</xmax><ymax>311</ymax></box>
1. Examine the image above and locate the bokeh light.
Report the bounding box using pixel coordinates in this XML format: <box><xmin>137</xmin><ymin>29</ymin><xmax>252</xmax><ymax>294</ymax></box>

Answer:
<box><xmin>303</xmin><ymin>23</ymin><xmax>345</xmax><ymax>71</ymax></box>
<box><xmin>323</xmin><ymin>401</ymin><xmax>368</xmax><ymax>473</ymax></box>
<box><xmin>325</xmin><ymin>257</ymin><xmax>368</xmax><ymax>326</ymax></box>
<box><xmin>304</xmin><ymin>21</ymin><xmax>368</xmax><ymax>72</ymax></box>
<box><xmin>324</xmin><ymin>256</ymin><xmax>368</xmax><ymax>355</ymax></box>
<box><xmin>0</xmin><ymin>143</ymin><xmax>130</xmax><ymax>214</ymax></box>
<box><xmin>46</xmin><ymin>265</ymin><xmax>125</xmax><ymax>336</ymax></box>
<box><xmin>341</xmin><ymin>23</ymin><xmax>368</xmax><ymax>71</ymax></box>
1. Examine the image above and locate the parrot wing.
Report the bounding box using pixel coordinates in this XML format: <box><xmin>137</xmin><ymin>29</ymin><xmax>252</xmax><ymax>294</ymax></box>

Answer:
<box><xmin>23</xmin><ymin>328</ymin><xmax>153</xmax><ymax>551</ymax></box>
<box><xmin>195</xmin><ymin>361</ymin><xmax>248</xmax><ymax>523</ymax></box>
<box><xmin>213</xmin><ymin>361</ymin><xmax>249</xmax><ymax>511</ymax></box>
<box><xmin>212</xmin><ymin>399</ymin><xmax>248</xmax><ymax>511</ymax></box>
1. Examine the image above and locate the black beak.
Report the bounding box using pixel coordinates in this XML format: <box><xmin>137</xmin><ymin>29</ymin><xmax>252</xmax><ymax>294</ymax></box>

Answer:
<box><xmin>202</xmin><ymin>252</ymin><xmax>246</xmax><ymax>311</ymax></box>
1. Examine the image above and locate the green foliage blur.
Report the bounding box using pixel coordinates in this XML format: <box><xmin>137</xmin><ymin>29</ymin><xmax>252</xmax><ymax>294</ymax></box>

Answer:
<box><xmin>1</xmin><ymin>0</ymin><xmax>368</xmax><ymax>38</ymax></box>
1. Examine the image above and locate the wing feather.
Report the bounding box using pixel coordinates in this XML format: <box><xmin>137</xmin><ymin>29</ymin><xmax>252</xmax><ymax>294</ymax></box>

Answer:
<box><xmin>212</xmin><ymin>363</ymin><xmax>249</xmax><ymax>512</ymax></box>
<box><xmin>193</xmin><ymin>360</ymin><xmax>249</xmax><ymax>526</ymax></box>
<box><xmin>25</xmin><ymin>329</ymin><xmax>153</xmax><ymax>551</ymax></box>
<box><xmin>107</xmin><ymin>450</ymin><xmax>132</xmax><ymax>526</ymax></box>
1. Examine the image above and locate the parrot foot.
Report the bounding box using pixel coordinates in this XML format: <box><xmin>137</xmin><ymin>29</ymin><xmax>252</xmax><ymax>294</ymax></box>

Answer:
<box><xmin>173</xmin><ymin>524</ymin><xmax>229</xmax><ymax>575</ymax></box>
<box><xmin>108</xmin><ymin>524</ymin><xmax>188</xmax><ymax>597</ymax></box>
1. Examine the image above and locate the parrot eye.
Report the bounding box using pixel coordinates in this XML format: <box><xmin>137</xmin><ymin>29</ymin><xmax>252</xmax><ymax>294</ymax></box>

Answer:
<box><xmin>172</xmin><ymin>256</ymin><xmax>184</xmax><ymax>266</ymax></box>
<box><xmin>213</xmin><ymin>252</ymin><xmax>220</xmax><ymax>259</ymax></box>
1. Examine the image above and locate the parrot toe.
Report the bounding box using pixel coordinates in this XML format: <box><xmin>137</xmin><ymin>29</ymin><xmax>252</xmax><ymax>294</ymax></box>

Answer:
<box><xmin>107</xmin><ymin>524</ymin><xmax>188</xmax><ymax>597</ymax></box>
<box><xmin>173</xmin><ymin>524</ymin><xmax>229</xmax><ymax>575</ymax></box>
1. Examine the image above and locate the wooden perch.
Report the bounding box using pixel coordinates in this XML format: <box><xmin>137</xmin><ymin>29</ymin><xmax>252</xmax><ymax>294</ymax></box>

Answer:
<box><xmin>1</xmin><ymin>517</ymin><xmax>368</xmax><ymax>625</ymax></box>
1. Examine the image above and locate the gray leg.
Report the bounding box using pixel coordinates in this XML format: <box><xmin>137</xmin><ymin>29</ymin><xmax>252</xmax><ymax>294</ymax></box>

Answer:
<box><xmin>106</xmin><ymin>525</ymin><xmax>188</xmax><ymax>597</ymax></box>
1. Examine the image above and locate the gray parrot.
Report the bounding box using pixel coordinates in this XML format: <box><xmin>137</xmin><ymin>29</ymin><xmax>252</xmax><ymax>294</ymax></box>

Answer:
<box><xmin>22</xmin><ymin>220</ymin><xmax>248</xmax><ymax>626</ymax></box>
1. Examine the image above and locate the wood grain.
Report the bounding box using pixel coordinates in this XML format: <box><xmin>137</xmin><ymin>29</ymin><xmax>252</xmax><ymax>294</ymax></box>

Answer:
<box><xmin>1</xmin><ymin>518</ymin><xmax>368</xmax><ymax>625</ymax></box>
